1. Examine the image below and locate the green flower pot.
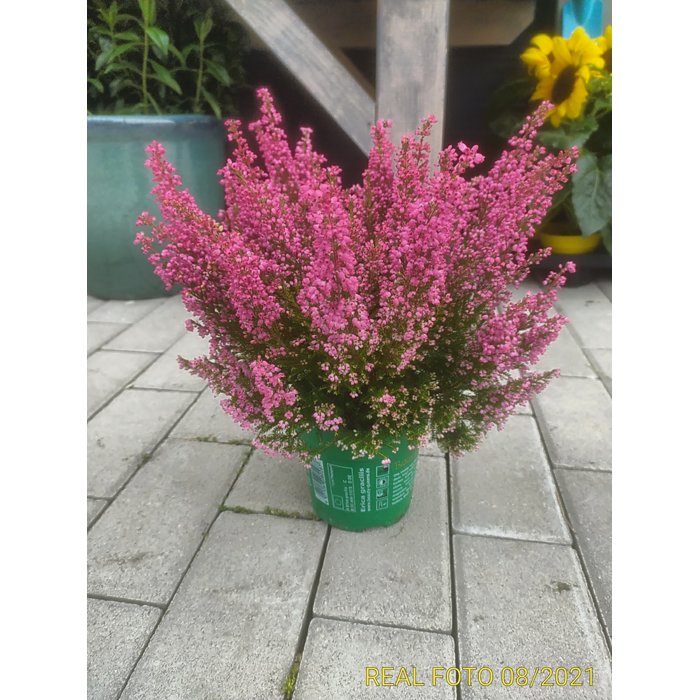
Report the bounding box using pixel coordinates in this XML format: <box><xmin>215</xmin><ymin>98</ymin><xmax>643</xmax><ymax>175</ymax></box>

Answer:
<box><xmin>87</xmin><ymin>115</ymin><xmax>226</xmax><ymax>300</ymax></box>
<box><xmin>303</xmin><ymin>432</ymin><xmax>419</xmax><ymax>532</ymax></box>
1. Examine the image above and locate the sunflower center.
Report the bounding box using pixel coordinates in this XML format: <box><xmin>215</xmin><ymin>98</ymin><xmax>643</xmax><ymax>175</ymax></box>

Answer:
<box><xmin>551</xmin><ymin>65</ymin><xmax>577</xmax><ymax>104</ymax></box>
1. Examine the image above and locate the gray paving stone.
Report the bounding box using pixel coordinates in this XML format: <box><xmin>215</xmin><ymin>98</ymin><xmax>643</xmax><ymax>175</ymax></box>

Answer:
<box><xmin>88</xmin><ymin>296</ymin><xmax>105</xmax><ymax>313</ymax></box>
<box><xmin>88</xmin><ymin>298</ymin><xmax>165</xmax><ymax>324</ymax></box>
<box><xmin>509</xmin><ymin>278</ymin><xmax>542</xmax><ymax>303</ymax></box>
<box><xmin>596</xmin><ymin>276</ymin><xmax>612</xmax><ymax>301</ymax></box>
<box><xmin>88</xmin><ymin>439</ymin><xmax>248</xmax><ymax>604</ymax></box>
<box><xmin>555</xmin><ymin>469</ymin><xmax>612</xmax><ymax>637</ymax></box>
<box><xmin>88</xmin><ymin>322</ymin><xmax>128</xmax><ymax>355</ymax></box>
<box><xmin>87</xmin><ymin>350</ymin><xmax>157</xmax><ymax>417</ymax></box>
<box><xmin>454</xmin><ymin>535</ymin><xmax>611</xmax><ymax>699</ymax></box>
<box><xmin>420</xmin><ymin>440</ymin><xmax>445</xmax><ymax>457</ymax></box>
<box><xmin>586</xmin><ymin>348</ymin><xmax>612</xmax><ymax>394</ymax></box>
<box><xmin>295</xmin><ymin>618</ymin><xmax>456</xmax><ymax>700</ymax></box>
<box><xmin>555</xmin><ymin>283</ymin><xmax>611</xmax><ymax>349</ymax></box>
<box><xmin>88</xmin><ymin>498</ymin><xmax>108</xmax><ymax>527</ymax></box>
<box><xmin>451</xmin><ymin>416</ymin><xmax>570</xmax><ymax>544</ymax></box>
<box><xmin>170</xmin><ymin>390</ymin><xmax>255</xmax><ymax>443</ymax></box>
<box><xmin>536</xmin><ymin>324</ymin><xmax>597</xmax><ymax>378</ymax></box>
<box><xmin>121</xmin><ymin>512</ymin><xmax>326</xmax><ymax>700</ymax></box>
<box><xmin>514</xmin><ymin>401</ymin><xmax>533</xmax><ymax>415</ymax></box>
<box><xmin>88</xmin><ymin>389</ymin><xmax>195</xmax><ymax>498</ymax></box>
<box><xmin>225</xmin><ymin>449</ymin><xmax>316</xmax><ymax>517</ymax></box>
<box><xmin>104</xmin><ymin>295</ymin><xmax>189</xmax><ymax>353</ymax></box>
<box><xmin>87</xmin><ymin>598</ymin><xmax>160</xmax><ymax>700</ymax></box>
<box><xmin>314</xmin><ymin>456</ymin><xmax>452</xmax><ymax>632</ymax></box>
<box><xmin>533</xmin><ymin>377</ymin><xmax>612</xmax><ymax>471</ymax></box>
<box><xmin>132</xmin><ymin>331</ymin><xmax>208</xmax><ymax>392</ymax></box>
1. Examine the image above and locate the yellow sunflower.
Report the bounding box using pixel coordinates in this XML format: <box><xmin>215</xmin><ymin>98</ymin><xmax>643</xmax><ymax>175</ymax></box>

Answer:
<box><xmin>596</xmin><ymin>25</ymin><xmax>612</xmax><ymax>73</ymax></box>
<box><xmin>520</xmin><ymin>27</ymin><xmax>605</xmax><ymax>127</ymax></box>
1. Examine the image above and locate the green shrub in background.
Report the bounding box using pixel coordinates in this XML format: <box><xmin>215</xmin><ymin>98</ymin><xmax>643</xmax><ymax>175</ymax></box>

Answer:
<box><xmin>87</xmin><ymin>0</ymin><xmax>248</xmax><ymax>117</ymax></box>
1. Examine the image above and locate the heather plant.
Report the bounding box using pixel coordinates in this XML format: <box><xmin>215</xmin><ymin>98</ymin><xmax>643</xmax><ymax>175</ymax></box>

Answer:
<box><xmin>136</xmin><ymin>88</ymin><xmax>576</xmax><ymax>463</ymax></box>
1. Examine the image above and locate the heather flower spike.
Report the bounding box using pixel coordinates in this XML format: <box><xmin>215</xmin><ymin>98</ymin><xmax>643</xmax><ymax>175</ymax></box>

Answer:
<box><xmin>136</xmin><ymin>88</ymin><xmax>576</xmax><ymax>461</ymax></box>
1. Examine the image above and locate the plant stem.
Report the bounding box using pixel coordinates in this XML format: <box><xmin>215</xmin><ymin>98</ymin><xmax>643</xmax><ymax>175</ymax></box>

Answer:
<box><xmin>141</xmin><ymin>16</ymin><xmax>150</xmax><ymax>111</ymax></box>
<box><xmin>194</xmin><ymin>32</ymin><xmax>205</xmax><ymax>113</ymax></box>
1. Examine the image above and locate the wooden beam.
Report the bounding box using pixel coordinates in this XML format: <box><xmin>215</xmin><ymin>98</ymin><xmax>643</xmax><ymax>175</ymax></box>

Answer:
<box><xmin>256</xmin><ymin>0</ymin><xmax>535</xmax><ymax>50</ymax></box>
<box><xmin>377</xmin><ymin>0</ymin><xmax>451</xmax><ymax>156</ymax></box>
<box><xmin>223</xmin><ymin>0</ymin><xmax>375</xmax><ymax>154</ymax></box>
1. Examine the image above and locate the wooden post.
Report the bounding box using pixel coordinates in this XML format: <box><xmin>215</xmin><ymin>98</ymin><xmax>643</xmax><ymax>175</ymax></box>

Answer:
<box><xmin>223</xmin><ymin>0</ymin><xmax>375</xmax><ymax>154</ymax></box>
<box><xmin>376</xmin><ymin>0</ymin><xmax>451</xmax><ymax>158</ymax></box>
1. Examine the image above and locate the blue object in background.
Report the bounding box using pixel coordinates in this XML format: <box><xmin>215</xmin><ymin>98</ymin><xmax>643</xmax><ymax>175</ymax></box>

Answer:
<box><xmin>561</xmin><ymin>0</ymin><xmax>604</xmax><ymax>37</ymax></box>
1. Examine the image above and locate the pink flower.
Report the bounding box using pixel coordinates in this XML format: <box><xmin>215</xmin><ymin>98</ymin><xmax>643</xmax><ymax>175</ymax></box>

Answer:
<box><xmin>135</xmin><ymin>89</ymin><xmax>575</xmax><ymax>460</ymax></box>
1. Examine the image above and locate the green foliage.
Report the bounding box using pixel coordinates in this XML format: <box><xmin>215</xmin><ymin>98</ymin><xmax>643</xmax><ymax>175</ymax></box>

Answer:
<box><xmin>87</xmin><ymin>0</ymin><xmax>248</xmax><ymax>116</ymax></box>
<box><xmin>489</xmin><ymin>55</ymin><xmax>612</xmax><ymax>254</ymax></box>
<box><xmin>572</xmin><ymin>152</ymin><xmax>612</xmax><ymax>236</ymax></box>
<box><xmin>282</xmin><ymin>657</ymin><xmax>301</xmax><ymax>700</ymax></box>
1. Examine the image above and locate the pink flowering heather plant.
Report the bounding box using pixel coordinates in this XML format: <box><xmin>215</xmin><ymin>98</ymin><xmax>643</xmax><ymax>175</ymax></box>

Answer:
<box><xmin>136</xmin><ymin>88</ymin><xmax>576</xmax><ymax>462</ymax></box>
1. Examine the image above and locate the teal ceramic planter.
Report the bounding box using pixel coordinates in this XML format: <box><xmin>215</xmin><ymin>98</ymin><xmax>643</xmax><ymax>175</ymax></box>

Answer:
<box><xmin>87</xmin><ymin>115</ymin><xmax>226</xmax><ymax>300</ymax></box>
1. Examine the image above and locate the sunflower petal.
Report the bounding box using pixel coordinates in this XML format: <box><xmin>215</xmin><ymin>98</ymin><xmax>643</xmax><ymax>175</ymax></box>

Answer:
<box><xmin>531</xmin><ymin>34</ymin><xmax>554</xmax><ymax>55</ymax></box>
<box><xmin>531</xmin><ymin>78</ymin><xmax>554</xmax><ymax>101</ymax></box>
<box><xmin>552</xmin><ymin>37</ymin><xmax>572</xmax><ymax>65</ymax></box>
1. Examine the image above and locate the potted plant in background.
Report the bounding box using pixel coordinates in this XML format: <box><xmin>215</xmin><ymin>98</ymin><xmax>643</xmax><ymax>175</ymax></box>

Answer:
<box><xmin>136</xmin><ymin>88</ymin><xmax>576</xmax><ymax>531</ymax></box>
<box><xmin>87</xmin><ymin>0</ymin><xmax>247</xmax><ymax>299</ymax></box>
<box><xmin>490</xmin><ymin>26</ymin><xmax>612</xmax><ymax>256</ymax></box>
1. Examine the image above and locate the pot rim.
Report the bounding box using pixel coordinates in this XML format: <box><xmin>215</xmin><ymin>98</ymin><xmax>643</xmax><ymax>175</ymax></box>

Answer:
<box><xmin>87</xmin><ymin>114</ymin><xmax>222</xmax><ymax>127</ymax></box>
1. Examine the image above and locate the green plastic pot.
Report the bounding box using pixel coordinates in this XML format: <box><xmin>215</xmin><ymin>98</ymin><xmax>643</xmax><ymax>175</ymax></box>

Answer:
<box><xmin>303</xmin><ymin>432</ymin><xmax>419</xmax><ymax>531</ymax></box>
<box><xmin>87</xmin><ymin>114</ymin><xmax>226</xmax><ymax>300</ymax></box>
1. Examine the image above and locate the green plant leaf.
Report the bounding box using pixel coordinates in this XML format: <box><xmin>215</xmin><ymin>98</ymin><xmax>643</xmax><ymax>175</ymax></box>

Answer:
<box><xmin>114</xmin><ymin>31</ymin><xmax>140</xmax><ymax>42</ymax></box>
<box><xmin>194</xmin><ymin>10</ymin><xmax>214</xmax><ymax>42</ymax></box>
<box><xmin>181</xmin><ymin>43</ymin><xmax>198</xmax><ymax>62</ymax></box>
<box><xmin>201</xmin><ymin>85</ymin><xmax>221</xmax><ymax>118</ymax></box>
<box><xmin>88</xmin><ymin>78</ymin><xmax>104</xmax><ymax>93</ymax></box>
<box><xmin>96</xmin><ymin>41</ymin><xmax>140</xmax><ymax>72</ymax></box>
<box><xmin>137</xmin><ymin>0</ymin><xmax>156</xmax><ymax>25</ymax></box>
<box><xmin>103</xmin><ymin>60</ymin><xmax>141</xmax><ymax>76</ymax></box>
<box><xmin>146</xmin><ymin>27</ymin><xmax>170</xmax><ymax>60</ymax></box>
<box><xmin>169</xmin><ymin>44</ymin><xmax>185</xmax><ymax>66</ymax></box>
<box><xmin>572</xmin><ymin>152</ymin><xmax>612</xmax><ymax>236</ymax></box>
<box><xmin>204</xmin><ymin>59</ymin><xmax>232</xmax><ymax>86</ymax></box>
<box><xmin>149</xmin><ymin>60</ymin><xmax>182</xmax><ymax>95</ymax></box>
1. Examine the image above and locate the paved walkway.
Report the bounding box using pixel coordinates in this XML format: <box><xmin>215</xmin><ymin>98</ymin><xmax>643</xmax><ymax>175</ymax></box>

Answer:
<box><xmin>87</xmin><ymin>276</ymin><xmax>612</xmax><ymax>700</ymax></box>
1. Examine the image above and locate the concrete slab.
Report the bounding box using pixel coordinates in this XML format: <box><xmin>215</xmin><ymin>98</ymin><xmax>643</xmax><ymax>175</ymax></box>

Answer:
<box><xmin>420</xmin><ymin>441</ymin><xmax>445</xmax><ymax>457</ymax></box>
<box><xmin>555</xmin><ymin>469</ymin><xmax>612</xmax><ymax>636</ymax></box>
<box><xmin>88</xmin><ymin>298</ymin><xmax>165</xmax><ymax>324</ymax></box>
<box><xmin>170</xmin><ymin>390</ymin><xmax>255</xmax><ymax>443</ymax></box>
<box><xmin>533</xmin><ymin>377</ymin><xmax>612</xmax><ymax>471</ymax></box>
<box><xmin>586</xmin><ymin>348</ymin><xmax>612</xmax><ymax>395</ymax></box>
<box><xmin>87</xmin><ymin>350</ymin><xmax>157</xmax><ymax>417</ymax></box>
<box><xmin>225</xmin><ymin>450</ymin><xmax>315</xmax><ymax>518</ymax></box>
<box><xmin>132</xmin><ymin>331</ymin><xmax>209</xmax><ymax>392</ymax></box>
<box><xmin>454</xmin><ymin>534</ymin><xmax>611</xmax><ymax>699</ymax></box>
<box><xmin>88</xmin><ymin>439</ymin><xmax>249</xmax><ymax>604</ymax></box>
<box><xmin>536</xmin><ymin>324</ymin><xmax>597</xmax><ymax>378</ymax></box>
<box><xmin>104</xmin><ymin>295</ymin><xmax>189</xmax><ymax>353</ymax></box>
<box><xmin>88</xmin><ymin>498</ymin><xmax>108</xmax><ymax>527</ymax></box>
<box><xmin>451</xmin><ymin>415</ymin><xmax>570</xmax><ymax>544</ymax></box>
<box><xmin>88</xmin><ymin>296</ymin><xmax>105</xmax><ymax>313</ymax></box>
<box><xmin>87</xmin><ymin>388</ymin><xmax>195</xmax><ymax>498</ymax></box>
<box><xmin>88</xmin><ymin>322</ymin><xmax>128</xmax><ymax>355</ymax></box>
<box><xmin>596</xmin><ymin>276</ymin><xmax>612</xmax><ymax>302</ymax></box>
<box><xmin>315</xmin><ymin>456</ymin><xmax>452</xmax><ymax>632</ymax></box>
<box><xmin>294</xmin><ymin>618</ymin><xmax>456</xmax><ymax>699</ymax></box>
<box><xmin>121</xmin><ymin>512</ymin><xmax>327</xmax><ymax>700</ymax></box>
<box><xmin>514</xmin><ymin>401</ymin><xmax>533</xmax><ymax>415</ymax></box>
<box><xmin>555</xmin><ymin>284</ymin><xmax>611</xmax><ymax>349</ymax></box>
<box><xmin>87</xmin><ymin>598</ymin><xmax>160</xmax><ymax>700</ymax></box>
